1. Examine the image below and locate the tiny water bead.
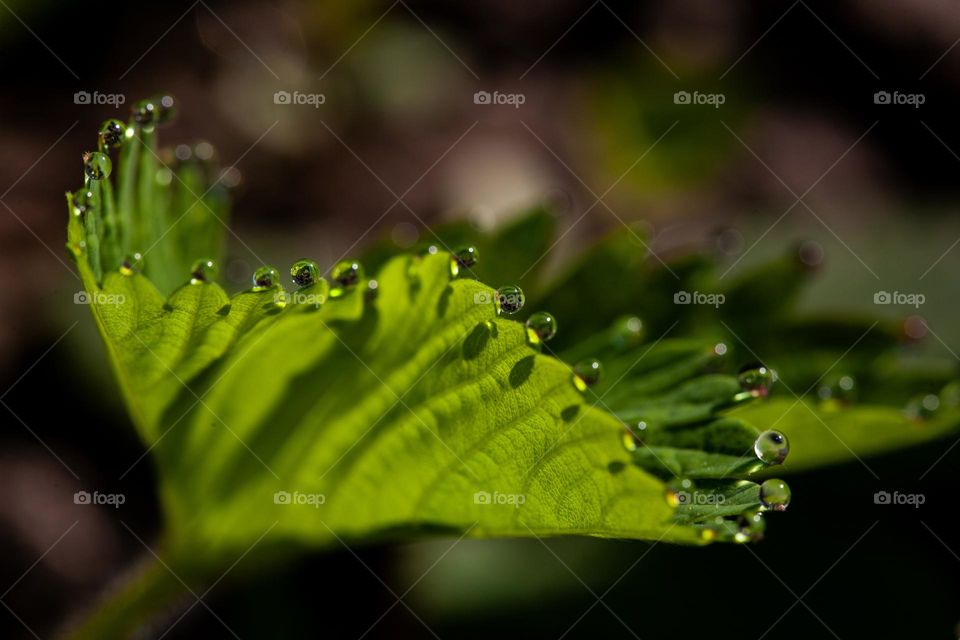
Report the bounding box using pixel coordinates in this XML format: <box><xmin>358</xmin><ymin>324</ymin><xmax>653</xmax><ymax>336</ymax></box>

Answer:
<box><xmin>525</xmin><ymin>311</ymin><xmax>557</xmax><ymax>345</ymax></box>
<box><xmin>611</xmin><ymin>315</ymin><xmax>644</xmax><ymax>350</ymax></box>
<box><xmin>120</xmin><ymin>253</ymin><xmax>142</xmax><ymax>276</ymax></box>
<box><xmin>190</xmin><ymin>259</ymin><xmax>217</xmax><ymax>284</ymax></box>
<box><xmin>905</xmin><ymin>393</ymin><xmax>940</xmax><ymax>420</ymax></box>
<box><xmin>155</xmin><ymin>94</ymin><xmax>176</xmax><ymax>124</ymax></box>
<box><xmin>83</xmin><ymin>151</ymin><xmax>112</xmax><ymax>180</ymax></box>
<box><xmin>133</xmin><ymin>99</ymin><xmax>158</xmax><ymax>128</ymax></box>
<box><xmin>738</xmin><ymin>363</ymin><xmax>776</xmax><ymax>397</ymax></box>
<box><xmin>330</xmin><ymin>260</ymin><xmax>364</xmax><ymax>297</ymax></box>
<box><xmin>572</xmin><ymin>358</ymin><xmax>602</xmax><ymax>392</ymax></box>
<box><xmin>495</xmin><ymin>285</ymin><xmax>525</xmax><ymax>315</ymax></box>
<box><xmin>620</xmin><ymin>421</ymin><xmax>648</xmax><ymax>452</ymax></box>
<box><xmin>290</xmin><ymin>259</ymin><xmax>321</xmax><ymax>287</ymax></box>
<box><xmin>252</xmin><ymin>266</ymin><xmax>281</xmax><ymax>290</ymax></box>
<box><xmin>664</xmin><ymin>477</ymin><xmax>695</xmax><ymax>507</ymax></box>
<box><xmin>734</xmin><ymin>510</ymin><xmax>766</xmax><ymax>543</ymax></box>
<box><xmin>72</xmin><ymin>189</ymin><xmax>94</xmax><ymax>216</ymax></box>
<box><xmin>754</xmin><ymin>429</ymin><xmax>789</xmax><ymax>465</ymax></box>
<box><xmin>98</xmin><ymin>119</ymin><xmax>125</xmax><ymax>150</ymax></box>
<box><xmin>759</xmin><ymin>478</ymin><xmax>791</xmax><ymax>511</ymax></box>
<box><xmin>450</xmin><ymin>246</ymin><xmax>478</xmax><ymax>277</ymax></box>
<box><xmin>365</xmin><ymin>279</ymin><xmax>379</xmax><ymax>302</ymax></box>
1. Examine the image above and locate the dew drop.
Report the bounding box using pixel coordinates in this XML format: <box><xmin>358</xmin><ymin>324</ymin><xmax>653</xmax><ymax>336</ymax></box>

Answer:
<box><xmin>759</xmin><ymin>478</ymin><xmax>791</xmax><ymax>511</ymax></box>
<box><xmin>734</xmin><ymin>510</ymin><xmax>766</xmax><ymax>543</ymax></box>
<box><xmin>621</xmin><ymin>421</ymin><xmax>648</xmax><ymax>452</ymax></box>
<box><xmin>664</xmin><ymin>477</ymin><xmax>695</xmax><ymax>507</ymax></box>
<box><xmin>905</xmin><ymin>393</ymin><xmax>940</xmax><ymax>420</ymax></box>
<box><xmin>190</xmin><ymin>259</ymin><xmax>217</xmax><ymax>284</ymax></box>
<box><xmin>611</xmin><ymin>315</ymin><xmax>644</xmax><ymax>349</ymax></box>
<box><xmin>72</xmin><ymin>189</ymin><xmax>94</xmax><ymax>217</ymax></box>
<box><xmin>495</xmin><ymin>285</ymin><xmax>525</xmax><ymax>315</ymax></box>
<box><xmin>754</xmin><ymin>429</ymin><xmax>789</xmax><ymax>465</ymax></box>
<box><xmin>290</xmin><ymin>259</ymin><xmax>320</xmax><ymax>288</ymax></box>
<box><xmin>83</xmin><ymin>151</ymin><xmax>112</xmax><ymax>180</ymax></box>
<box><xmin>132</xmin><ymin>99</ymin><xmax>158</xmax><ymax>128</ymax></box>
<box><xmin>572</xmin><ymin>358</ymin><xmax>602</xmax><ymax>392</ymax></box>
<box><xmin>525</xmin><ymin>311</ymin><xmax>556</xmax><ymax>345</ymax></box>
<box><xmin>155</xmin><ymin>94</ymin><xmax>176</xmax><ymax>124</ymax></box>
<box><xmin>330</xmin><ymin>260</ymin><xmax>364</xmax><ymax>297</ymax></box>
<box><xmin>450</xmin><ymin>246</ymin><xmax>478</xmax><ymax>278</ymax></box>
<box><xmin>252</xmin><ymin>266</ymin><xmax>280</xmax><ymax>291</ymax></box>
<box><xmin>738</xmin><ymin>363</ymin><xmax>776</xmax><ymax>398</ymax></box>
<box><xmin>98</xmin><ymin>119</ymin><xmax>126</xmax><ymax>150</ymax></box>
<box><xmin>120</xmin><ymin>253</ymin><xmax>142</xmax><ymax>276</ymax></box>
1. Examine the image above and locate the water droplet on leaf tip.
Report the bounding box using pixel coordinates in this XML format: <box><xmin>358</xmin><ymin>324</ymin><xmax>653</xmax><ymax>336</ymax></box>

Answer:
<box><xmin>450</xmin><ymin>246</ymin><xmax>478</xmax><ymax>278</ymax></box>
<box><xmin>132</xmin><ymin>99</ymin><xmax>158</xmax><ymax>128</ymax></box>
<box><xmin>572</xmin><ymin>358</ymin><xmax>602</xmax><ymax>391</ymax></box>
<box><xmin>525</xmin><ymin>311</ymin><xmax>556</xmax><ymax>345</ymax></box>
<box><xmin>83</xmin><ymin>151</ymin><xmax>111</xmax><ymax>180</ymax></box>
<box><xmin>98</xmin><ymin>119</ymin><xmax>125</xmax><ymax>150</ymax></box>
<box><xmin>495</xmin><ymin>285</ymin><xmax>524</xmax><ymax>315</ymax></box>
<box><xmin>330</xmin><ymin>260</ymin><xmax>364</xmax><ymax>297</ymax></box>
<box><xmin>120</xmin><ymin>253</ymin><xmax>141</xmax><ymax>276</ymax></box>
<box><xmin>754</xmin><ymin>429</ymin><xmax>789</xmax><ymax>465</ymax></box>
<box><xmin>252</xmin><ymin>266</ymin><xmax>280</xmax><ymax>290</ymax></box>
<box><xmin>738</xmin><ymin>363</ymin><xmax>776</xmax><ymax>397</ymax></box>
<box><xmin>190</xmin><ymin>258</ymin><xmax>217</xmax><ymax>284</ymax></box>
<box><xmin>290</xmin><ymin>259</ymin><xmax>320</xmax><ymax>288</ymax></box>
<box><xmin>759</xmin><ymin>478</ymin><xmax>791</xmax><ymax>511</ymax></box>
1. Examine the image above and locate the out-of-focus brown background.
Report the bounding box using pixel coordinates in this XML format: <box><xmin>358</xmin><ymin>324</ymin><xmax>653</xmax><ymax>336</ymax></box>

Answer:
<box><xmin>2</xmin><ymin>1</ymin><xmax>960</xmax><ymax>638</ymax></box>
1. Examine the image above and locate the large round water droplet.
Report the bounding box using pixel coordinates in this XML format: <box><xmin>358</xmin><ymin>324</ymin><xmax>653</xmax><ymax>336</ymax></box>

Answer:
<box><xmin>664</xmin><ymin>477</ymin><xmax>695</xmax><ymax>507</ymax></box>
<box><xmin>734</xmin><ymin>510</ymin><xmax>766</xmax><ymax>543</ymax></box>
<box><xmin>132</xmin><ymin>99</ymin><xmax>158</xmax><ymax>128</ymax></box>
<box><xmin>83</xmin><ymin>151</ymin><xmax>112</xmax><ymax>180</ymax></box>
<box><xmin>495</xmin><ymin>285</ymin><xmax>524</xmax><ymax>315</ymax></box>
<box><xmin>738</xmin><ymin>363</ymin><xmax>775</xmax><ymax>397</ymax></box>
<box><xmin>99</xmin><ymin>119</ymin><xmax>126</xmax><ymax>150</ymax></box>
<box><xmin>754</xmin><ymin>429</ymin><xmax>789</xmax><ymax>465</ymax></box>
<box><xmin>252</xmin><ymin>266</ymin><xmax>280</xmax><ymax>291</ymax></box>
<box><xmin>330</xmin><ymin>260</ymin><xmax>364</xmax><ymax>297</ymax></box>
<box><xmin>290</xmin><ymin>259</ymin><xmax>320</xmax><ymax>288</ymax></box>
<box><xmin>759</xmin><ymin>478</ymin><xmax>791</xmax><ymax>511</ymax></box>
<box><xmin>190</xmin><ymin>259</ymin><xmax>217</xmax><ymax>283</ymax></box>
<box><xmin>572</xmin><ymin>358</ymin><xmax>602</xmax><ymax>392</ymax></box>
<box><xmin>525</xmin><ymin>311</ymin><xmax>556</xmax><ymax>345</ymax></box>
<box><xmin>450</xmin><ymin>246</ymin><xmax>478</xmax><ymax>278</ymax></box>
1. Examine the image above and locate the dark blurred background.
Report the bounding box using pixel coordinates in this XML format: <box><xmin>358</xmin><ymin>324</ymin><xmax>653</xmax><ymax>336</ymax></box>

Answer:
<box><xmin>2</xmin><ymin>0</ymin><xmax>959</xmax><ymax>637</ymax></box>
